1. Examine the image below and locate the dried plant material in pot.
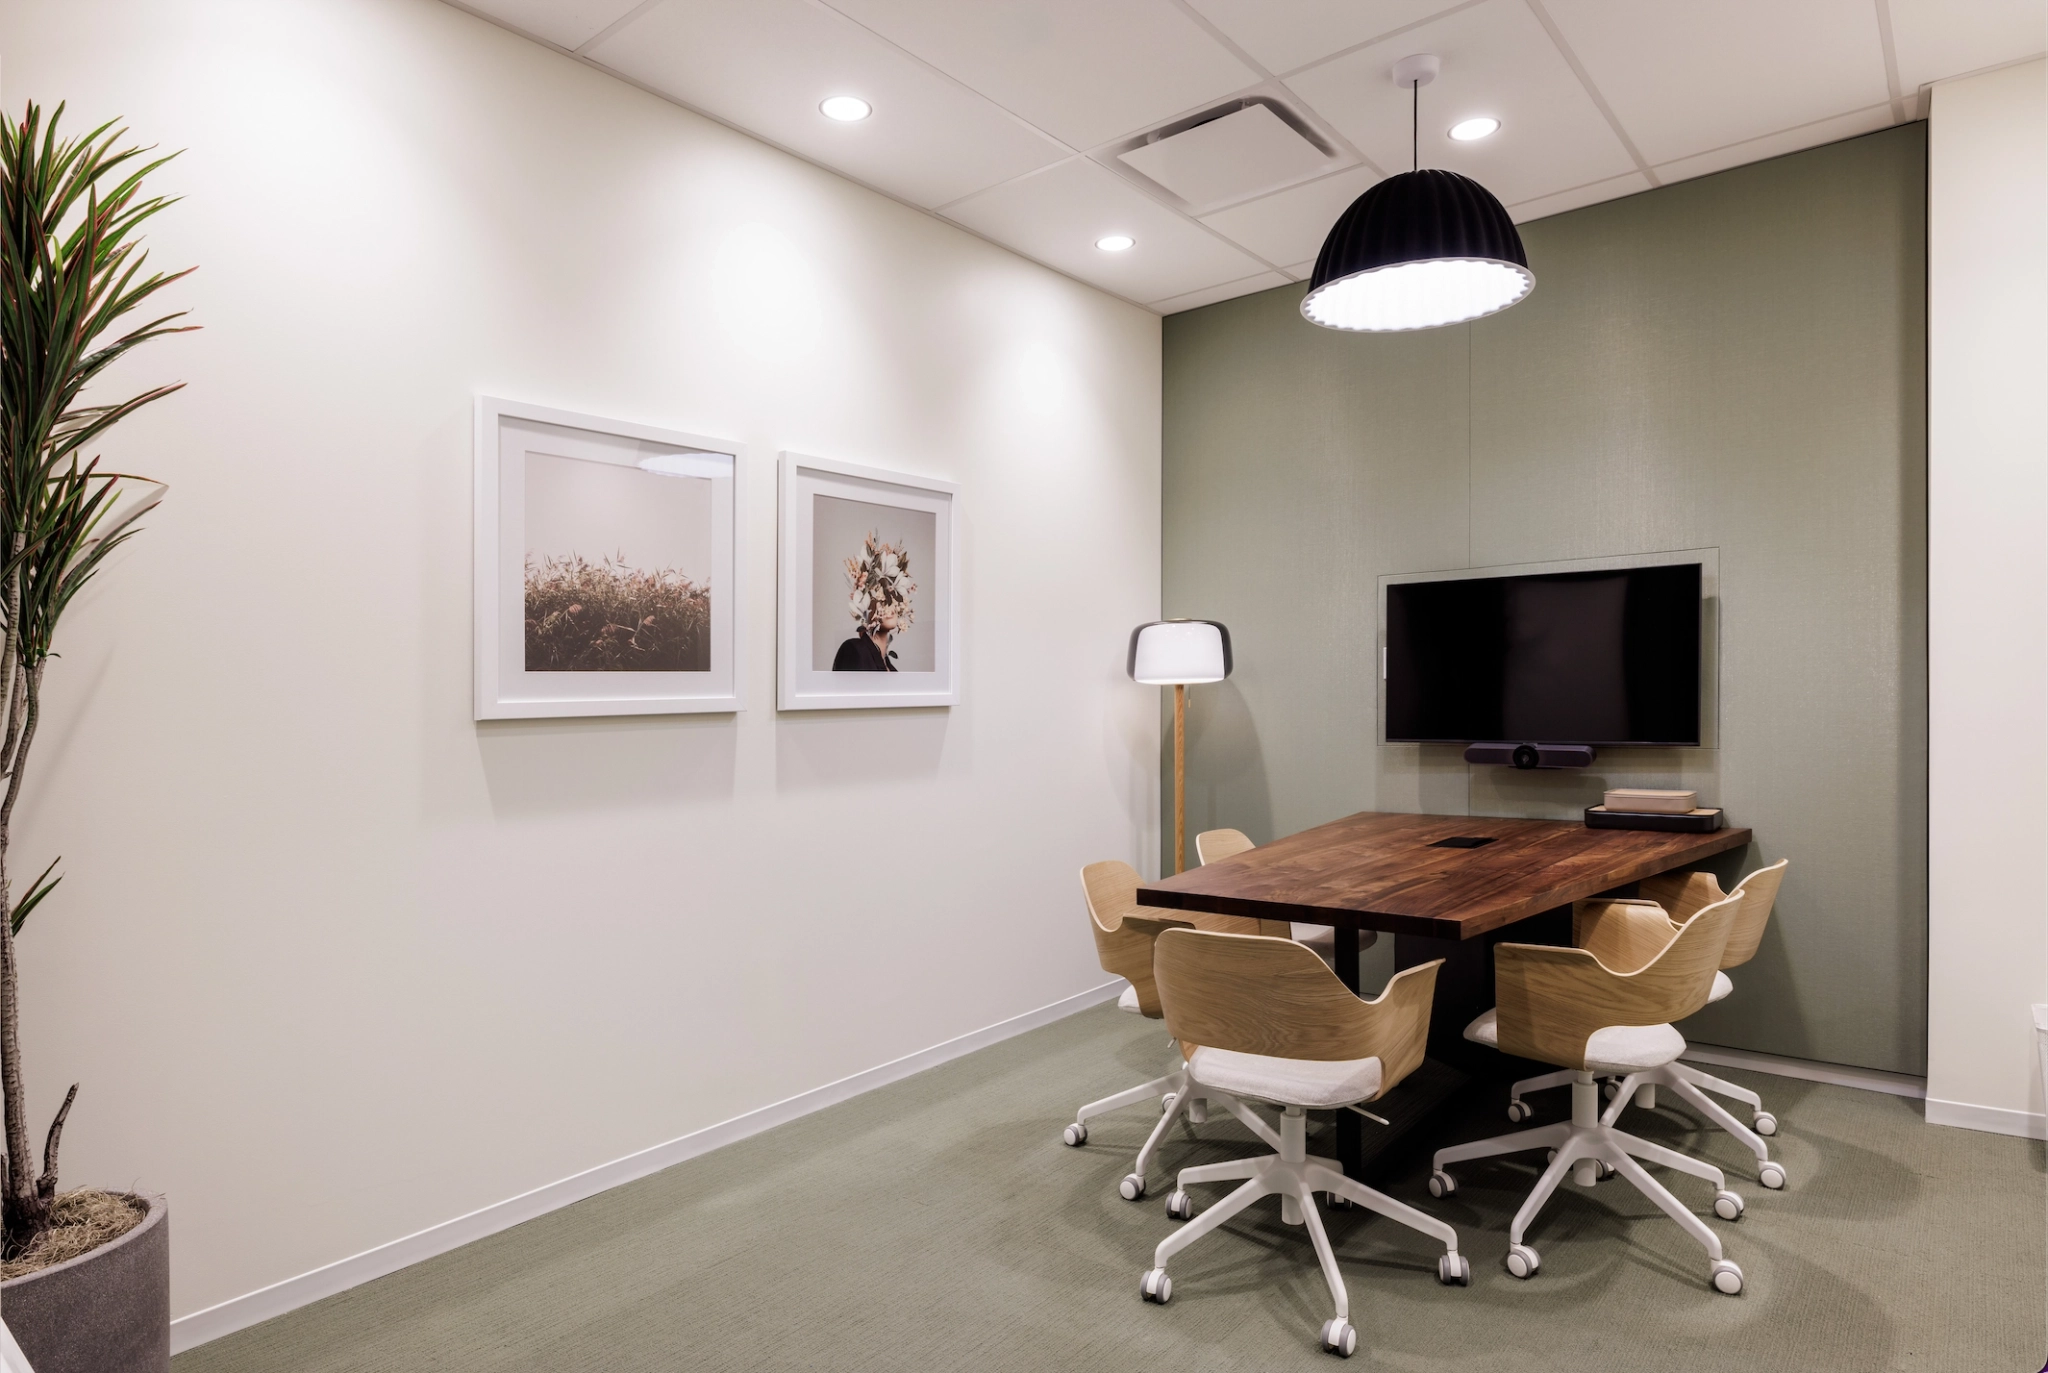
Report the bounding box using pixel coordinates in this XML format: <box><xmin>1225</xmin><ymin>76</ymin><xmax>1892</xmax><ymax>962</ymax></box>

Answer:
<box><xmin>0</xmin><ymin>1190</ymin><xmax>145</xmax><ymax>1279</ymax></box>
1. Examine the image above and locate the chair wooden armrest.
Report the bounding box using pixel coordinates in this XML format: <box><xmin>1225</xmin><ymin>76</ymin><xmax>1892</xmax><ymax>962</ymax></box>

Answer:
<box><xmin>1638</xmin><ymin>869</ymin><xmax>1725</xmax><ymax>924</ymax></box>
<box><xmin>1152</xmin><ymin>928</ymin><xmax>1443</xmax><ymax>1096</ymax></box>
<box><xmin>1573</xmin><ymin>898</ymin><xmax>1680</xmax><ymax>975</ymax></box>
<box><xmin>1349</xmin><ymin>960</ymin><xmax>1441</xmax><ymax>1093</ymax></box>
<box><xmin>1494</xmin><ymin>892</ymin><xmax>1741</xmax><ymax>1070</ymax></box>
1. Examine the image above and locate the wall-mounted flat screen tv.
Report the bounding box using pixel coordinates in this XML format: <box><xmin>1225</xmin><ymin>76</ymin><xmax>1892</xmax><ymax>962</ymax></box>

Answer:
<box><xmin>1384</xmin><ymin>562</ymin><xmax>1702</xmax><ymax>746</ymax></box>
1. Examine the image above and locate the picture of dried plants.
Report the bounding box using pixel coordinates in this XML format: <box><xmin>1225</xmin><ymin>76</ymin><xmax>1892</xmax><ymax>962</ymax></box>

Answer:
<box><xmin>522</xmin><ymin>451</ymin><xmax>713</xmax><ymax>673</ymax></box>
<box><xmin>524</xmin><ymin>554</ymin><xmax>708</xmax><ymax>671</ymax></box>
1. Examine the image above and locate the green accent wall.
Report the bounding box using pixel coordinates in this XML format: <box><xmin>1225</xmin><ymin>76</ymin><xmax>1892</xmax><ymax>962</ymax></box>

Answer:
<box><xmin>1161</xmin><ymin>124</ymin><xmax>1928</xmax><ymax>1075</ymax></box>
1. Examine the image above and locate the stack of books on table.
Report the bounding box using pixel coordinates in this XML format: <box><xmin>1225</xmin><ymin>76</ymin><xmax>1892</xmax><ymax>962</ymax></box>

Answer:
<box><xmin>1584</xmin><ymin>789</ymin><xmax>1724</xmax><ymax>833</ymax></box>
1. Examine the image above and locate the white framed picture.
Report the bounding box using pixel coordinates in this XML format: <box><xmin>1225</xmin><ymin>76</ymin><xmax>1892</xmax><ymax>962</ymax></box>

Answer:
<box><xmin>474</xmin><ymin>397</ymin><xmax>744</xmax><ymax>719</ymax></box>
<box><xmin>778</xmin><ymin>453</ymin><xmax>959</xmax><ymax>711</ymax></box>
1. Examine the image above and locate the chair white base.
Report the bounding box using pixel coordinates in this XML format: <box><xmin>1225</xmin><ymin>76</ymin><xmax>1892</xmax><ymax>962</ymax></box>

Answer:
<box><xmin>1142</xmin><ymin>1106</ymin><xmax>1467</xmax><ymax>1357</ymax></box>
<box><xmin>1436</xmin><ymin>1073</ymin><xmax>1746</xmax><ymax>1295</ymax></box>
<box><xmin>1065</xmin><ymin>1045</ymin><xmax>1285</xmax><ymax>1199</ymax></box>
<box><xmin>1507</xmin><ymin>1060</ymin><xmax>1785</xmax><ymax>1187</ymax></box>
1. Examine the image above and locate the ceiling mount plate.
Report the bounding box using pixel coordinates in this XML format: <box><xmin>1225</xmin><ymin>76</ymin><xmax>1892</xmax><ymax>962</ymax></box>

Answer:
<box><xmin>1391</xmin><ymin>53</ymin><xmax>1440</xmax><ymax>88</ymax></box>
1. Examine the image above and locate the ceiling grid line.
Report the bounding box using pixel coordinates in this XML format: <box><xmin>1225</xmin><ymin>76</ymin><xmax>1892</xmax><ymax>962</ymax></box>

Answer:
<box><xmin>803</xmin><ymin>0</ymin><xmax>1079</xmax><ymax>156</ymax></box>
<box><xmin>440</xmin><ymin>0</ymin><xmax>2047</xmax><ymax>316</ymax></box>
<box><xmin>574</xmin><ymin>0</ymin><xmax>668</xmax><ymax>55</ymax></box>
<box><xmin>1872</xmin><ymin>0</ymin><xmax>1910</xmax><ymax>123</ymax></box>
<box><xmin>1270</xmin><ymin>0</ymin><xmax>1494</xmax><ymax>83</ymax></box>
<box><xmin>1164</xmin><ymin>0</ymin><xmax>1276</xmax><ymax>81</ymax></box>
<box><xmin>1521</xmin><ymin>0</ymin><xmax>1662</xmax><ymax>187</ymax></box>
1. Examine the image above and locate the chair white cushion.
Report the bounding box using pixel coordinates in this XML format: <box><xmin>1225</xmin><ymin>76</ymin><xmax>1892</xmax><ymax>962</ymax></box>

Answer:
<box><xmin>1708</xmin><ymin>970</ymin><xmax>1734</xmax><ymax>1003</ymax></box>
<box><xmin>1290</xmin><ymin>924</ymin><xmax>1380</xmax><ymax>968</ymax></box>
<box><xmin>1462</xmin><ymin>1008</ymin><xmax>1686</xmax><ymax>1074</ymax></box>
<box><xmin>1117</xmin><ymin>983</ymin><xmax>1141</xmax><ymax>1013</ymax></box>
<box><xmin>1186</xmin><ymin>1045</ymin><xmax>1384</xmax><ymax>1109</ymax></box>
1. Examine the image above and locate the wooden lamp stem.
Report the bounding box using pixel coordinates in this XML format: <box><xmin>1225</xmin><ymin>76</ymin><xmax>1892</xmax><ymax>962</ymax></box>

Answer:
<box><xmin>1173</xmin><ymin>682</ymin><xmax>1187</xmax><ymax>874</ymax></box>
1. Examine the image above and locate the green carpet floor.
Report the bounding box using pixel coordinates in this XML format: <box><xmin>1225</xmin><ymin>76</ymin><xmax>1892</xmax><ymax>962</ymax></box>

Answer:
<box><xmin>177</xmin><ymin>1003</ymin><xmax>2046</xmax><ymax>1372</ymax></box>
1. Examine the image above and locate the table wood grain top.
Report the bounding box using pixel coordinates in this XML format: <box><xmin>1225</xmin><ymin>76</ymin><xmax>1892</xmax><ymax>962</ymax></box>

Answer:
<box><xmin>1137</xmin><ymin>811</ymin><xmax>1752</xmax><ymax>941</ymax></box>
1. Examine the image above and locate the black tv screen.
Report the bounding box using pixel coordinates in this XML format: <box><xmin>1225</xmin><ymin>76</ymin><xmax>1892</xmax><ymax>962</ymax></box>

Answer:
<box><xmin>1384</xmin><ymin>563</ymin><xmax>1702</xmax><ymax>746</ymax></box>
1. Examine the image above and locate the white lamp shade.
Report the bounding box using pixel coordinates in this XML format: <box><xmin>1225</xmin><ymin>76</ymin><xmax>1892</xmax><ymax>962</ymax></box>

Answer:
<box><xmin>1128</xmin><ymin>620</ymin><xmax>1232</xmax><ymax>685</ymax></box>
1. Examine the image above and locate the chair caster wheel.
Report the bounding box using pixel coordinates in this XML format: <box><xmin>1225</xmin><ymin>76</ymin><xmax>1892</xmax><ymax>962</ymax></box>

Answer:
<box><xmin>1119</xmin><ymin>1173</ymin><xmax>1147</xmax><ymax>1201</ymax></box>
<box><xmin>1545</xmin><ymin>1149</ymin><xmax>1558</xmax><ymax>1164</ymax></box>
<box><xmin>1758</xmin><ymin>1161</ymin><xmax>1787</xmax><ymax>1190</ymax></box>
<box><xmin>1324</xmin><ymin>1191</ymin><xmax>1355</xmax><ymax>1210</ymax></box>
<box><xmin>1061</xmin><ymin>1123</ymin><xmax>1087</xmax><ymax>1147</ymax></box>
<box><xmin>1140</xmin><ymin>1267</ymin><xmax>1172</xmax><ymax>1304</ymax></box>
<box><xmin>1437</xmin><ymin>1252</ymin><xmax>1471</xmax><ymax>1286</ymax></box>
<box><xmin>1710</xmin><ymin>1259</ymin><xmax>1744</xmax><ymax>1295</ymax></box>
<box><xmin>1505</xmin><ymin>1243</ymin><xmax>1540</xmax><ymax>1279</ymax></box>
<box><xmin>1165</xmin><ymin>1189</ymin><xmax>1194</xmax><ymax>1221</ymax></box>
<box><xmin>1602</xmin><ymin>1079</ymin><xmax>1620</xmax><ymax>1101</ymax></box>
<box><xmin>1160</xmin><ymin>1092</ymin><xmax>1178</xmax><ymax>1115</ymax></box>
<box><xmin>1319</xmin><ymin>1318</ymin><xmax>1357</xmax><ymax>1357</ymax></box>
<box><xmin>1713</xmin><ymin>1190</ymin><xmax>1745</xmax><ymax>1221</ymax></box>
<box><xmin>1427</xmin><ymin>1170</ymin><xmax>1457</xmax><ymax>1199</ymax></box>
<box><xmin>1506</xmin><ymin>1099</ymin><xmax>1531</xmax><ymax>1123</ymax></box>
<box><xmin>1753</xmin><ymin>1111</ymin><xmax>1778</xmax><ymax>1137</ymax></box>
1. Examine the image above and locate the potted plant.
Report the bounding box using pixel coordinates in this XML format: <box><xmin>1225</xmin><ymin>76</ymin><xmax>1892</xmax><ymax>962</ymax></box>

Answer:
<box><xmin>0</xmin><ymin>102</ymin><xmax>191</xmax><ymax>1373</ymax></box>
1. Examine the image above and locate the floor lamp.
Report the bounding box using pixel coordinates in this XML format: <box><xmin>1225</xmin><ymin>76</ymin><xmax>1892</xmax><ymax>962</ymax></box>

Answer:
<box><xmin>1128</xmin><ymin>620</ymin><xmax>1233</xmax><ymax>873</ymax></box>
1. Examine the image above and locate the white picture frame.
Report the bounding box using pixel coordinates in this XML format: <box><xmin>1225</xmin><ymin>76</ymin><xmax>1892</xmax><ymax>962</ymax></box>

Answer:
<box><xmin>474</xmin><ymin>397</ymin><xmax>745</xmax><ymax>719</ymax></box>
<box><xmin>778</xmin><ymin>453</ymin><xmax>960</xmax><ymax>711</ymax></box>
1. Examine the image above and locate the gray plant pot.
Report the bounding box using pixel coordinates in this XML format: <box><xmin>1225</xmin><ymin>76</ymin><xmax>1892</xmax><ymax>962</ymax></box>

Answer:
<box><xmin>2</xmin><ymin>1194</ymin><xmax>168</xmax><ymax>1373</ymax></box>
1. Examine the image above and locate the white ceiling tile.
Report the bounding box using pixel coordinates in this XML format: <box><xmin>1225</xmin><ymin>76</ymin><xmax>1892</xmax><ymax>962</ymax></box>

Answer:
<box><xmin>1505</xmin><ymin>170</ymin><xmax>1650</xmax><ymax>222</ymax></box>
<box><xmin>1542</xmin><ymin>0</ymin><xmax>1893</xmax><ymax>165</ymax></box>
<box><xmin>820</xmin><ymin>0</ymin><xmax>1261</xmax><ymax>149</ymax></box>
<box><xmin>1152</xmin><ymin>270</ymin><xmax>1294</xmax><ymax>314</ymax></box>
<box><xmin>942</xmin><ymin>157</ymin><xmax>1269</xmax><ymax>303</ymax></box>
<box><xmin>1182</xmin><ymin>0</ymin><xmax>1470</xmax><ymax>76</ymax></box>
<box><xmin>1199</xmin><ymin>164</ymin><xmax>1378</xmax><ymax>268</ymax></box>
<box><xmin>1650</xmin><ymin>103</ymin><xmax>1896</xmax><ymax>186</ymax></box>
<box><xmin>583</xmin><ymin>0</ymin><xmax>1063</xmax><ymax>208</ymax></box>
<box><xmin>456</xmin><ymin>0</ymin><xmax>648</xmax><ymax>50</ymax></box>
<box><xmin>1282</xmin><ymin>261</ymin><xmax>1316</xmax><ymax>280</ymax></box>
<box><xmin>1285</xmin><ymin>0</ymin><xmax>1637</xmax><ymax>207</ymax></box>
<box><xmin>1887</xmin><ymin>0</ymin><xmax>2046</xmax><ymax>93</ymax></box>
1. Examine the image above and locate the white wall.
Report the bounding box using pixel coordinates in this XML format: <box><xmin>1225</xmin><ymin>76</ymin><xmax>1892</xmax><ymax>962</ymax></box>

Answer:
<box><xmin>1926</xmin><ymin>57</ymin><xmax>2048</xmax><ymax>1140</ymax></box>
<box><xmin>0</xmin><ymin>0</ymin><xmax>1162</xmax><ymax>1333</ymax></box>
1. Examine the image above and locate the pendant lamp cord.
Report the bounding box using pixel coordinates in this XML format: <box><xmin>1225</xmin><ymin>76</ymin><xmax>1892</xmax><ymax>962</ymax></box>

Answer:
<box><xmin>1412</xmin><ymin>77</ymin><xmax>1418</xmax><ymax>172</ymax></box>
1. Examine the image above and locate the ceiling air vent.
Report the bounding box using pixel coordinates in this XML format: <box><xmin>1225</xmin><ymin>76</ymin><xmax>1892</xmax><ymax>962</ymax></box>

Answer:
<box><xmin>1113</xmin><ymin>97</ymin><xmax>1347</xmax><ymax>215</ymax></box>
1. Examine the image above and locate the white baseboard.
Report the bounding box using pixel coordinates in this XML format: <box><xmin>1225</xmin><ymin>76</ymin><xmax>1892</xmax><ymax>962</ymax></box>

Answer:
<box><xmin>1924</xmin><ymin>1095</ymin><xmax>2048</xmax><ymax>1141</ymax></box>
<box><xmin>169</xmin><ymin>979</ymin><xmax>1124</xmax><ymax>1354</ymax></box>
<box><xmin>1680</xmin><ymin>1044</ymin><xmax>1929</xmax><ymax>1099</ymax></box>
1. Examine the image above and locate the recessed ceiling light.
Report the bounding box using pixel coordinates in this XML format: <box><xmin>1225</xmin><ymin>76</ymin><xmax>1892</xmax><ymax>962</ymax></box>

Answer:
<box><xmin>1095</xmin><ymin>234</ymin><xmax>1135</xmax><ymax>252</ymax></box>
<box><xmin>820</xmin><ymin>96</ymin><xmax>872</xmax><ymax>122</ymax></box>
<box><xmin>1448</xmin><ymin>117</ymin><xmax>1500</xmax><ymax>142</ymax></box>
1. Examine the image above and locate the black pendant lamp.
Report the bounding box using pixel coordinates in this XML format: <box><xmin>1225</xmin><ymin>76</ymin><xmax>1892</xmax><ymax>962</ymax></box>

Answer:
<box><xmin>1302</xmin><ymin>55</ymin><xmax>1533</xmax><ymax>332</ymax></box>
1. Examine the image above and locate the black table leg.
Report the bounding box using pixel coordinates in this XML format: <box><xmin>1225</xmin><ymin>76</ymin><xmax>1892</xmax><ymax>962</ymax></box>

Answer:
<box><xmin>1395</xmin><ymin>906</ymin><xmax>1572</xmax><ymax>1069</ymax></box>
<box><xmin>1333</xmin><ymin>924</ymin><xmax>1362</xmax><ymax>1180</ymax></box>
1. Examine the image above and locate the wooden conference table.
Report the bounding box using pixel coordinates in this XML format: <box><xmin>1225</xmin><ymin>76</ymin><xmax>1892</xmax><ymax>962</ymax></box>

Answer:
<box><xmin>1137</xmin><ymin>810</ymin><xmax>1752</xmax><ymax>1180</ymax></box>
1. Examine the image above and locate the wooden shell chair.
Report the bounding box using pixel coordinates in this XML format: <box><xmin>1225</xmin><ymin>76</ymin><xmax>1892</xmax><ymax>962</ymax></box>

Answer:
<box><xmin>1504</xmin><ymin>859</ymin><xmax>1792</xmax><ymax>1188</ymax></box>
<box><xmin>1065</xmin><ymin>862</ymin><xmax>1283</xmax><ymax>1199</ymax></box>
<box><xmin>1138</xmin><ymin>929</ymin><xmax>1464</xmax><ymax>1359</ymax></box>
<box><xmin>1429</xmin><ymin>891</ymin><xmax>1750</xmax><ymax>1295</ymax></box>
<box><xmin>1194</xmin><ymin>828</ymin><xmax>1378</xmax><ymax>968</ymax></box>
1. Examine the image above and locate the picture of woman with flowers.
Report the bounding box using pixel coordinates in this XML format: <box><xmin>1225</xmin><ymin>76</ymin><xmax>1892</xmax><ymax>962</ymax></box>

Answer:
<box><xmin>809</xmin><ymin>492</ymin><xmax>937</xmax><ymax>674</ymax></box>
<box><xmin>833</xmin><ymin>531</ymin><xmax>916</xmax><ymax>671</ymax></box>
<box><xmin>783</xmin><ymin>457</ymin><xmax>955</xmax><ymax>710</ymax></box>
